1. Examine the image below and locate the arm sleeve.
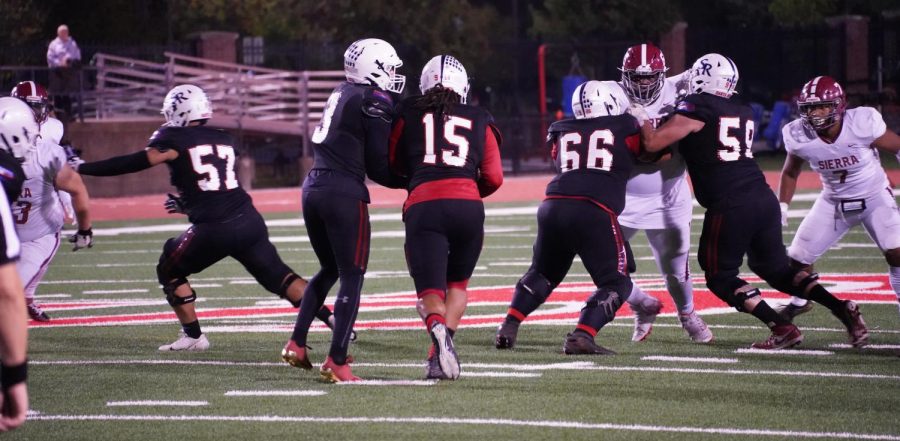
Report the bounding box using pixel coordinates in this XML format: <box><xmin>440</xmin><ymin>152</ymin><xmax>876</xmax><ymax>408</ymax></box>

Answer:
<box><xmin>478</xmin><ymin>125</ymin><xmax>504</xmax><ymax>198</ymax></box>
<box><xmin>388</xmin><ymin>117</ymin><xmax>407</xmax><ymax>178</ymax></box>
<box><xmin>363</xmin><ymin>116</ymin><xmax>407</xmax><ymax>189</ymax></box>
<box><xmin>674</xmin><ymin>96</ymin><xmax>708</xmax><ymax>123</ymax></box>
<box><xmin>78</xmin><ymin>151</ymin><xmax>153</xmax><ymax>176</ymax></box>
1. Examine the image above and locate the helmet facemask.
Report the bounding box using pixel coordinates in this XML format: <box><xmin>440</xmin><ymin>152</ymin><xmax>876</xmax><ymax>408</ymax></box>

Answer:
<box><xmin>799</xmin><ymin>100</ymin><xmax>843</xmax><ymax>131</ymax></box>
<box><xmin>622</xmin><ymin>70</ymin><xmax>664</xmax><ymax>105</ymax></box>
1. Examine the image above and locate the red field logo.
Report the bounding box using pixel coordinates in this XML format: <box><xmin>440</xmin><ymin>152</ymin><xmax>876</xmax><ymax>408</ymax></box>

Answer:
<box><xmin>30</xmin><ymin>274</ymin><xmax>894</xmax><ymax>330</ymax></box>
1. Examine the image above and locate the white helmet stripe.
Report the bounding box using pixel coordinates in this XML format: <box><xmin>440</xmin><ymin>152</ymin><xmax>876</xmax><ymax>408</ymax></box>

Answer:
<box><xmin>809</xmin><ymin>76</ymin><xmax>822</xmax><ymax>94</ymax></box>
<box><xmin>641</xmin><ymin>44</ymin><xmax>647</xmax><ymax>67</ymax></box>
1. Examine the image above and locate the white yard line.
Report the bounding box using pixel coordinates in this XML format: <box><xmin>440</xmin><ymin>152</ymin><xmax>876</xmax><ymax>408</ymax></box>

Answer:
<box><xmin>106</xmin><ymin>401</ymin><xmax>208</xmax><ymax>407</ymax></box>
<box><xmin>460</xmin><ymin>372</ymin><xmax>542</xmax><ymax>378</ymax></box>
<box><xmin>224</xmin><ymin>390</ymin><xmax>327</xmax><ymax>397</ymax></box>
<box><xmin>30</xmin><ymin>359</ymin><xmax>900</xmax><ymax>381</ymax></box>
<box><xmin>829</xmin><ymin>344</ymin><xmax>900</xmax><ymax>350</ymax></box>
<box><xmin>23</xmin><ymin>414</ymin><xmax>900</xmax><ymax>440</ymax></box>
<box><xmin>641</xmin><ymin>356</ymin><xmax>739</xmax><ymax>364</ymax></box>
<box><xmin>83</xmin><ymin>289</ymin><xmax>150</xmax><ymax>295</ymax></box>
<box><xmin>736</xmin><ymin>348</ymin><xmax>834</xmax><ymax>356</ymax></box>
<box><xmin>336</xmin><ymin>380</ymin><xmax>437</xmax><ymax>386</ymax></box>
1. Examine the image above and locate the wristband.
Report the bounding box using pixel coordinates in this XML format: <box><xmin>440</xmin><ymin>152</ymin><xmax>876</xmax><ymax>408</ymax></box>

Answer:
<box><xmin>1</xmin><ymin>360</ymin><xmax>28</xmax><ymax>390</ymax></box>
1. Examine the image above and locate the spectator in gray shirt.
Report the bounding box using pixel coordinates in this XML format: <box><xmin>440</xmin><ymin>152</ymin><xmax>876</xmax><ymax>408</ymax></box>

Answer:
<box><xmin>47</xmin><ymin>24</ymin><xmax>81</xmax><ymax>120</ymax></box>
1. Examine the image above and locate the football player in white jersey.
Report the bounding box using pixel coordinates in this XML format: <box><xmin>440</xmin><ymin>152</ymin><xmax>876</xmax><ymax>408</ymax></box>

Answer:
<box><xmin>0</xmin><ymin>97</ymin><xmax>33</xmax><ymax>432</ymax></box>
<box><xmin>11</xmin><ymin>82</ymin><xmax>77</xmax><ymax>226</ymax></box>
<box><xmin>777</xmin><ymin>76</ymin><xmax>900</xmax><ymax>320</ymax></box>
<box><xmin>602</xmin><ymin>43</ymin><xmax>712</xmax><ymax>343</ymax></box>
<box><xmin>4</xmin><ymin>94</ymin><xmax>93</xmax><ymax>322</ymax></box>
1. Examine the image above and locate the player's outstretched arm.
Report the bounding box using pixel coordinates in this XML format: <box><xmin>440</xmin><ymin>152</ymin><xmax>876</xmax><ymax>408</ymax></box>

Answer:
<box><xmin>873</xmin><ymin>129</ymin><xmax>900</xmax><ymax>154</ymax></box>
<box><xmin>76</xmin><ymin>148</ymin><xmax>176</xmax><ymax>176</ymax></box>
<box><xmin>778</xmin><ymin>153</ymin><xmax>804</xmax><ymax>226</ymax></box>
<box><xmin>0</xmin><ymin>264</ymin><xmax>29</xmax><ymax>432</ymax></box>
<box><xmin>55</xmin><ymin>165</ymin><xmax>92</xmax><ymax>232</ymax></box>
<box><xmin>640</xmin><ymin>114</ymin><xmax>704</xmax><ymax>153</ymax></box>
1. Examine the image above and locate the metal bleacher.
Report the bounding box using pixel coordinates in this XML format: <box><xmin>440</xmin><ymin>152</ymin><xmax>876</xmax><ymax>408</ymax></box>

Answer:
<box><xmin>89</xmin><ymin>52</ymin><xmax>344</xmax><ymax>149</ymax></box>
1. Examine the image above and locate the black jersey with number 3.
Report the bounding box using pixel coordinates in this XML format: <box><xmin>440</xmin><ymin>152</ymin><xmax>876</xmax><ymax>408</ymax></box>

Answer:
<box><xmin>148</xmin><ymin>125</ymin><xmax>252</xmax><ymax>223</ymax></box>
<box><xmin>544</xmin><ymin>115</ymin><xmax>641</xmax><ymax>214</ymax></box>
<box><xmin>674</xmin><ymin>94</ymin><xmax>768</xmax><ymax>210</ymax></box>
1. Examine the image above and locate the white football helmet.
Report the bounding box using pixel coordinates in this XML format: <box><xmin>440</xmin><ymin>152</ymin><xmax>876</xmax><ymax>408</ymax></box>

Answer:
<box><xmin>0</xmin><ymin>96</ymin><xmax>40</xmax><ymax>159</ymax></box>
<box><xmin>344</xmin><ymin>38</ymin><xmax>405</xmax><ymax>93</ymax></box>
<box><xmin>162</xmin><ymin>84</ymin><xmax>212</xmax><ymax>127</ymax></box>
<box><xmin>419</xmin><ymin>55</ymin><xmax>470</xmax><ymax>104</ymax></box>
<box><xmin>688</xmin><ymin>53</ymin><xmax>739</xmax><ymax>98</ymax></box>
<box><xmin>572</xmin><ymin>81</ymin><xmax>622</xmax><ymax>119</ymax></box>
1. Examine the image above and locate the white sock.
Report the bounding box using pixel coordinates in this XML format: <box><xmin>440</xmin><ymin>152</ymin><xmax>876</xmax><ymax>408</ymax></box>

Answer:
<box><xmin>627</xmin><ymin>283</ymin><xmax>650</xmax><ymax>306</ymax></box>
<box><xmin>890</xmin><ymin>266</ymin><xmax>900</xmax><ymax>316</ymax></box>
<box><xmin>789</xmin><ymin>296</ymin><xmax>808</xmax><ymax>307</ymax></box>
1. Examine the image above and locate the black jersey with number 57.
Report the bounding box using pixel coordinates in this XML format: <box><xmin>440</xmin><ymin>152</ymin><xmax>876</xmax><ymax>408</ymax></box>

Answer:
<box><xmin>545</xmin><ymin>114</ymin><xmax>641</xmax><ymax>215</ymax></box>
<box><xmin>674</xmin><ymin>93</ymin><xmax>767</xmax><ymax>210</ymax></box>
<box><xmin>148</xmin><ymin>125</ymin><xmax>252</xmax><ymax>223</ymax></box>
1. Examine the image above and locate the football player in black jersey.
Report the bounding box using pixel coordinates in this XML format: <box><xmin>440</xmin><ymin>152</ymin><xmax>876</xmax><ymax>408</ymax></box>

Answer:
<box><xmin>390</xmin><ymin>55</ymin><xmax>503</xmax><ymax>379</ymax></box>
<box><xmin>71</xmin><ymin>84</ymin><xmax>336</xmax><ymax>352</ymax></box>
<box><xmin>0</xmin><ymin>98</ymin><xmax>35</xmax><ymax>432</ymax></box>
<box><xmin>634</xmin><ymin>53</ymin><xmax>868</xmax><ymax>349</ymax></box>
<box><xmin>497</xmin><ymin>80</ymin><xmax>641</xmax><ymax>355</ymax></box>
<box><xmin>282</xmin><ymin>38</ymin><xmax>407</xmax><ymax>382</ymax></box>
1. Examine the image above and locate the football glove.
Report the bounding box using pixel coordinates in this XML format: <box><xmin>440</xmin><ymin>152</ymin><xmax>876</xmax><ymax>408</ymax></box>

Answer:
<box><xmin>626</xmin><ymin>103</ymin><xmax>650</xmax><ymax>126</ymax></box>
<box><xmin>69</xmin><ymin>228</ymin><xmax>93</xmax><ymax>251</ymax></box>
<box><xmin>164</xmin><ymin>193</ymin><xmax>186</xmax><ymax>215</ymax></box>
<box><xmin>779</xmin><ymin>202</ymin><xmax>789</xmax><ymax>227</ymax></box>
<box><xmin>63</xmin><ymin>144</ymin><xmax>84</xmax><ymax>172</ymax></box>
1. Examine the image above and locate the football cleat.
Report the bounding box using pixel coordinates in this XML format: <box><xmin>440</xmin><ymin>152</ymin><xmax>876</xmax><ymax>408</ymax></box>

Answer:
<box><xmin>281</xmin><ymin>340</ymin><xmax>312</xmax><ymax>370</ymax></box>
<box><xmin>424</xmin><ymin>354</ymin><xmax>446</xmax><ymax>380</ymax></box>
<box><xmin>563</xmin><ymin>332</ymin><xmax>616</xmax><ymax>355</ymax></box>
<box><xmin>320</xmin><ymin>356</ymin><xmax>360</xmax><ymax>383</ymax></box>
<box><xmin>26</xmin><ymin>302</ymin><xmax>51</xmax><ymax>322</ymax></box>
<box><xmin>773</xmin><ymin>301</ymin><xmax>814</xmax><ymax>321</ymax></box>
<box><xmin>750</xmin><ymin>324</ymin><xmax>803</xmax><ymax>350</ymax></box>
<box><xmin>631</xmin><ymin>296</ymin><xmax>663</xmax><ymax>342</ymax></box>
<box><xmin>832</xmin><ymin>300</ymin><xmax>869</xmax><ymax>348</ymax></box>
<box><xmin>678</xmin><ymin>310</ymin><xmax>714</xmax><ymax>343</ymax></box>
<box><xmin>494</xmin><ymin>320</ymin><xmax>520</xmax><ymax>350</ymax></box>
<box><xmin>429</xmin><ymin>322</ymin><xmax>460</xmax><ymax>380</ymax></box>
<box><xmin>158</xmin><ymin>333</ymin><xmax>209</xmax><ymax>352</ymax></box>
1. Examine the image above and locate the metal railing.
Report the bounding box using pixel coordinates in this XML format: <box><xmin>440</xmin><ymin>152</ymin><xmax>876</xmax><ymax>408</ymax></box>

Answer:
<box><xmin>91</xmin><ymin>52</ymin><xmax>344</xmax><ymax>153</ymax></box>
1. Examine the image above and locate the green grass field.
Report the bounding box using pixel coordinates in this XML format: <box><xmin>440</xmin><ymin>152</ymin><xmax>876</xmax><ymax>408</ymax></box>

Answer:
<box><xmin>7</xmin><ymin>191</ymin><xmax>900</xmax><ymax>441</ymax></box>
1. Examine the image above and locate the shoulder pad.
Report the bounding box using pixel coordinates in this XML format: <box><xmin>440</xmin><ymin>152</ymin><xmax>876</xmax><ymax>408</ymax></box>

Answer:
<box><xmin>847</xmin><ymin>107</ymin><xmax>887</xmax><ymax>141</ymax></box>
<box><xmin>782</xmin><ymin>120</ymin><xmax>815</xmax><ymax>151</ymax></box>
<box><xmin>362</xmin><ymin>90</ymin><xmax>395</xmax><ymax>122</ymax></box>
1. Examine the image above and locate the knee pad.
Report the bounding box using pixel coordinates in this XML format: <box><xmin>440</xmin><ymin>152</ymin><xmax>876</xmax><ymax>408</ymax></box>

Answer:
<box><xmin>584</xmin><ymin>288</ymin><xmax>625</xmax><ymax>318</ymax></box>
<box><xmin>728</xmin><ymin>285</ymin><xmax>761</xmax><ymax>312</ymax></box>
<box><xmin>276</xmin><ymin>272</ymin><xmax>303</xmax><ymax>306</ymax></box>
<box><xmin>787</xmin><ymin>271</ymin><xmax>819</xmax><ymax>298</ymax></box>
<box><xmin>163</xmin><ymin>279</ymin><xmax>196</xmax><ymax>307</ymax></box>
<box><xmin>516</xmin><ymin>270</ymin><xmax>555</xmax><ymax>303</ymax></box>
<box><xmin>157</xmin><ymin>238</ymin><xmax>184</xmax><ymax>285</ymax></box>
<box><xmin>706</xmin><ymin>273</ymin><xmax>757</xmax><ymax>311</ymax></box>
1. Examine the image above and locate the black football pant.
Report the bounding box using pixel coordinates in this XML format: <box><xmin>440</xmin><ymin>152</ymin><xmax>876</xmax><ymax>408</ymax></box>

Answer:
<box><xmin>292</xmin><ymin>191</ymin><xmax>369</xmax><ymax>365</ymax></box>
<box><xmin>404</xmin><ymin>199</ymin><xmax>484</xmax><ymax>297</ymax></box>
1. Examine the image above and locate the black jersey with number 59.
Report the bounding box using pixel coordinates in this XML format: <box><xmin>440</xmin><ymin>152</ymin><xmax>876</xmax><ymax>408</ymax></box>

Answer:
<box><xmin>674</xmin><ymin>93</ymin><xmax>767</xmax><ymax>210</ymax></box>
<box><xmin>148</xmin><ymin>125</ymin><xmax>252</xmax><ymax>223</ymax></box>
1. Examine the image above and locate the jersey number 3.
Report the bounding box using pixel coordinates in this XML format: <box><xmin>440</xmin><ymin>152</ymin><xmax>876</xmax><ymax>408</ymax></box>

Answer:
<box><xmin>422</xmin><ymin>113</ymin><xmax>472</xmax><ymax>167</ymax></box>
<box><xmin>189</xmin><ymin>144</ymin><xmax>239</xmax><ymax>191</ymax></box>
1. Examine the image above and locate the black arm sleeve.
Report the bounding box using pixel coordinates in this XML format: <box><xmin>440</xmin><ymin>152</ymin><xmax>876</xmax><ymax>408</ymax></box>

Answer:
<box><xmin>78</xmin><ymin>150</ymin><xmax>153</xmax><ymax>176</ymax></box>
<box><xmin>363</xmin><ymin>116</ymin><xmax>407</xmax><ymax>189</ymax></box>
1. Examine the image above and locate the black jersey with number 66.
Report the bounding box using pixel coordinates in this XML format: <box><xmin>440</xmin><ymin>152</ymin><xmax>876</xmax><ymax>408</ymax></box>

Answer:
<box><xmin>148</xmin><ymin>125</ymin><xmax>252</xmax><ymax>223</ymax></box>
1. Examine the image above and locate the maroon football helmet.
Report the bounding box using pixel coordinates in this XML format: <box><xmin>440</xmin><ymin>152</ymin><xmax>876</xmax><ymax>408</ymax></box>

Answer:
<box><xmin>10</xmin><ymin>81</ymin><xmax>51</xmax><ymax>124</ymax></box>
<box><xmin>619</xmin><ymin>43</ymin><xmax>668</xmax><ymax>105</ymax></box>
<box><xmin>797</xmin><ymin>76</ymin><xmax>846</xmax><ymax>131</ymax></box>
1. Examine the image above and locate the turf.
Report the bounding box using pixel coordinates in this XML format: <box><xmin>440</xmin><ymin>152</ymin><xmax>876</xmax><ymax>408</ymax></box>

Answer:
<box><xmin>6</xmin><ymin>192</ymin><xmax>900</xmax><ymax>441</ymax></box>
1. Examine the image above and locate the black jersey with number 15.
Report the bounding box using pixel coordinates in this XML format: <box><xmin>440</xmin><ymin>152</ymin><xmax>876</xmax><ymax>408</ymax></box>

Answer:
<box><xmin>674</xmin><ymin>94</ymin><xmax>768</xmax><ymax>210</ymax></box>
<box><xmin>148</xmin><ymin>125</ymin><xmax>252</xmax><ymax>223</ymax></box>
